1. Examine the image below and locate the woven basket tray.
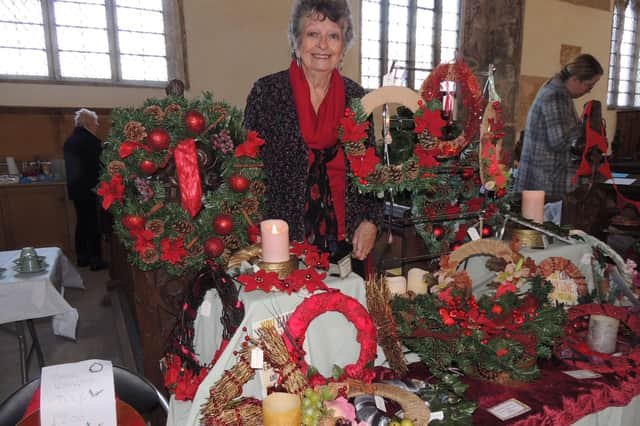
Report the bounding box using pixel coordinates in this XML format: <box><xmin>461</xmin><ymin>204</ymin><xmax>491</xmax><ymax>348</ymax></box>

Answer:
<box><xmin>444</xmin><ymin>239</ymin><xmax>521</xmax><ymax>272</ymax></box>
<box><xmin>328</xmin><ymin>380</ymin><xmax>430</xmax><ymax>425</ymax></box>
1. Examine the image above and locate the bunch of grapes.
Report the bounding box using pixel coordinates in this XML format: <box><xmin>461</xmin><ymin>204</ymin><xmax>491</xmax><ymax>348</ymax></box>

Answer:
<box><xmin>301</xmin><ymin>387</ymin><xmax>334</xmax><ymax>426</ymax></box>
<box><xmin>210</xmin><ymin>129</ymin><xmax>234</xmax><ymax>154</ymax></box>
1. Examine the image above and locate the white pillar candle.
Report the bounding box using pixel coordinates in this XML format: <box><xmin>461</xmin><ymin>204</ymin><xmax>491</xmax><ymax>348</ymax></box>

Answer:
<box><xmin>407</xmin><ymin>267</ymin><xmax>429</xmax><ymax>295</ymax></box>
<box><xmin>262</xmin><ymin>392</ymin><xmax>301</xmax><ymax>426</ymax></box>
<box><xmin>260</xmin><ymin>219</ymin><xmax>290</xmax><ymax>263</ymax></box>
<box><xmin>385</xmin><ymin>276</ymin><xmax>407</xmax><ymax>296</ymax></box>
<box><xmin>587</xmin><ymin>314</ymin><xmax>620</xmax><ymax>354</ymax></box>
<box><xmin>521</xmin><ymin>190</ymin><xmax>545</xmax><ymax>223</ymax></box>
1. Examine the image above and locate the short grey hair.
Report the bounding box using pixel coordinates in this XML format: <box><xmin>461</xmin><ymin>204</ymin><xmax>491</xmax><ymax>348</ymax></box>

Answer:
<box><xmin>74</xmin><ymin>108</ymin><xmax>98</xmax><ymax>127</ymax></box>
<box><xmin>288</xmin><ymin>0</ymin><xmax>354</xmax><ymax>56</ymax></box>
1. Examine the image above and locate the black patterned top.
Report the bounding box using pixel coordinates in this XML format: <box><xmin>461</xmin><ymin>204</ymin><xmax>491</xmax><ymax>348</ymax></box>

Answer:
<box><xmin>244</xmin><ymin>69</ymin><xmax>383</xmax><ymax>242</ymax></box>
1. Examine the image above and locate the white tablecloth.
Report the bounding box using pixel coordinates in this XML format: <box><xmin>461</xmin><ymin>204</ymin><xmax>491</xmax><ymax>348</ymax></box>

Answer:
<box><xmin>169</xmin><ymin>273</ymin><xmax>384</xmax><ymax>426</ymax></box>
<box><xmin>0</xmin><ymin>247</ymin><xmax>83</xmax><ymax>339</ymax></box>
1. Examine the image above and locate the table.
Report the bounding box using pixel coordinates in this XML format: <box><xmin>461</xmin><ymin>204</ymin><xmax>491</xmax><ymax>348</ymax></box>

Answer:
<box><xmin>169</xmin><ymin>273</ymin><xmax>384</xmax><ymax>426</ymax></box>
<box><xmin>0</xmin><ymin>247</ymin><xmax>84</xmax><ymax>382</ymax></box>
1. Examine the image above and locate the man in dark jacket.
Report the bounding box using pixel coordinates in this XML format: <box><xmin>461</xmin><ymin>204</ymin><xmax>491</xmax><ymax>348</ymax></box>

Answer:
<box><xmin>64</xmin><ymin>108</ymin><xmax>107</xmax><ymax>270</ymax></box>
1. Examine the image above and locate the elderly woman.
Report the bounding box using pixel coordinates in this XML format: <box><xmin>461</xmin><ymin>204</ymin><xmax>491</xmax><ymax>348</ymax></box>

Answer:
<box><xmin>244</xmin><ymin>0</ymin><xmax>382</xmax><ymax>267</ymax></box>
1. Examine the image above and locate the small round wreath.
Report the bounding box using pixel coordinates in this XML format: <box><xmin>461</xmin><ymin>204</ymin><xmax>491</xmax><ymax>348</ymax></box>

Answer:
<box><xmin>283</xmin><ymin>291</ymin><xmax>378</xmax><ymax>383</ymax></box>
<box><xmin>97</xmin><ymin>92</ymin><xmax>266</xmax><ymax>276</ymax></box>
<box><xmin>555</xmin><ymin>303</ymin><xmax>640</xmax><ymax>375</ymax></box>
<box><xmin>537</xmin><ymin>257</ymin><xmax>589</xmax><ymax>301</ymax></box>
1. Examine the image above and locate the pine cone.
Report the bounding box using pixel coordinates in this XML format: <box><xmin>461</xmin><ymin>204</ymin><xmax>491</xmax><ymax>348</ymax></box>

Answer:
<box><xmin>164</xmin><ymin>103</ymin><xmax>182</xmax><ymax>115</ymax></box>
<box><xmin>107</xmin><ymin>160</ymin><xmax>126</xmax><ymax>176</ymax></box>
<box><xmin>172</xmin><ymin>220</ymin><xmax>194</xmax><ymax>234</ymax></box>
<box><xmin>344</xmin><ymin>141</ymin><xmax>367</xmax><ymax>157</ymax></box>
<box><xmin>404</xmin><ymin>159</ymin><xmax>419</xmax><ymax>181</ymax></box>
<box><xmin>145</xmin><ymin>219</ymin><xmax>165</xmax><ymax>236</ymax></box>
<box><xmin>141</xmin><ymin>247</ymin><xmax>159</xmax><ymax>264</ymax></box>
<box><xmin>240</xmin><ymin>198</ymin><xmax>259</xmax><ymax>215</ymax></box>
<box><xmin>187</xmin><ymin>242</ymin><xmax>204</xmax><ymax>257</ymax></box>
<box><xmin>144</xmin><ymin>105</ymin><xmax>165</xmax><ymax>121</ymax></box>
<box><xmin>223</xmin><ymin>235</ymin><xmax>241</xmax><ymax>251</ymax></box>
<box><xmin>389</xmin><ymin>165</ymin><xmax>403</xmax><ymax>184</ymax></box>
<box><xmin>249</xmin><ymin>180</ymin><xmax>266</xmax><ymax>197</ymax></box>
<box><xmin>367</xmin><ymin>168</ymin><xmax>387</xmax><ymax>184</ymax></box>
<box><xmin>124</xmin><ymin>121</ymin><xmax>147</xmax><ymax>141</ymax></box>
<box><xmin>418</xmin><ymin>132</ymin><xmax>438</xmax><ymax>149</ymax></box>
<box><xmin>220</xmin><ymin>203</ymin><xmax>234</xmax><ymax>216</ymax></box>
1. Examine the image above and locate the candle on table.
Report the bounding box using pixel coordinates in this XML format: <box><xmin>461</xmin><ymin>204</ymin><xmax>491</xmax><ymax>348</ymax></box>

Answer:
<box><xmin>262</xmin><ymin>392</ymin><xmax>301</xmax><ymax>426</ymax></box>
<box><xmin>587</xmin><ymin>314</ymin><xmax>620</xmax><ymax>354</ymax></box>
<box><xmin>521</xmin><ymin>190</ymin><xmax>545</xmax><ymax>223</ymax></box>
<box><xmin>407</xmin><ymin>267</ymin><xmax>429</xmax><ymax>295</ymax></box>
<box><xmin>260</xmin><ymin>219</ymin><xmax>290</xmax><ymax>263</ymax></box>
<box><xmin>385</xmin><ymin>275</ymin><xmax>407</xmax><ymax>296</ymax></box>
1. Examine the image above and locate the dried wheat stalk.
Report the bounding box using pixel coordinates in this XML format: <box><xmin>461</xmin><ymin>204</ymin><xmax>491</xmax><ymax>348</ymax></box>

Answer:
<box><xmin>257</xmin><ymin>325</ymin><xmax>309</xmax><ymax>394</ymax></box>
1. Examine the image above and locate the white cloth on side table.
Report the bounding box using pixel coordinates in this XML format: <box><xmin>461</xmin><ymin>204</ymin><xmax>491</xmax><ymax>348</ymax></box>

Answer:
<box><xmin>0</xmin><ymin>247</ymin><xmax>84</xmax><ymax>339</ymax></box>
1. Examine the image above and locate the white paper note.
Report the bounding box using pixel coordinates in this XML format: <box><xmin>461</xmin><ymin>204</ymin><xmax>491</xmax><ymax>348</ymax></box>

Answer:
<box><xmin>562</xmin><ymin>369</ymin><xmax>602</xmax><ymax>379</ymax></box>
<box><xmin>487</xmin><ymin>398</ymin><xmax>531</xmax><ymax>421</ymax></box>
<box><xmin>604</xmin><ymin>178</ymin><xmax>636</xmax><ymax>185</ymax></box>
<box><xmin>40</xmin><ymin>359</ymin><xmax>117</xmax><ymax>426</ymax></box>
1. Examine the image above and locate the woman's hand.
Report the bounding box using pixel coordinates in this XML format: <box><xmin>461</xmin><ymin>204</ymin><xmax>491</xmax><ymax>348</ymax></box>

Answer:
<box><xmin>351</xmin><ymin>220</ymin><xmax>377</xmax><ymax>260</ymax></box>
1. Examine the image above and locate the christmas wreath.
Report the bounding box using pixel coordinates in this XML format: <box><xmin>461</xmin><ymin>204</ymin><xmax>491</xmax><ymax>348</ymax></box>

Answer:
<box><xmin>555</xmin><ymin>303</ymin><xmax>640</xmax><ymax>375</ymax></box>
<box><xmin>97</xmin><ymin>92</ymin><xmax>266</xmax><ymax>276</ymax></box>
<box><xmin>283</xmin><ymin>291</ymin><xmax>378</xmax><ymax>385</ymax></box>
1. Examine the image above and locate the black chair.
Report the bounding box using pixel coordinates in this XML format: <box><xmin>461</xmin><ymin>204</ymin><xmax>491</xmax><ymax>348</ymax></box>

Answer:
<box><xmin>0</xmin><ymin>365</ymin><xmax>169</xmax><ymax>426</ymax></box>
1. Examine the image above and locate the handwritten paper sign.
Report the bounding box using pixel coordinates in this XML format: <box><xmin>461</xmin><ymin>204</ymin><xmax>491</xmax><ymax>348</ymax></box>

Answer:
<box><xmin>547</xmin><ymin>271</ymin><xmax>579</xmax><ymax>306</ymax></box>
<box><xmin>40</xmin><ymin>359</ymin><xmax>117</xmax><ymax>426</ymax></box>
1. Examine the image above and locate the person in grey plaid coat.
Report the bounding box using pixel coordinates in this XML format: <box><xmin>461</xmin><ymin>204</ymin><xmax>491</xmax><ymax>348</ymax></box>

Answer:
<box><xmin>515</xmin><ymin>54</ymin><xmax>603</xmax><ymax>202</ymax></box>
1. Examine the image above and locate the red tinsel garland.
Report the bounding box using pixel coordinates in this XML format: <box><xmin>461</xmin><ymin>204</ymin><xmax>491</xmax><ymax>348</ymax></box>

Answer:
<box><xmin>420</xmin><ymin>59</ymin><xmax>485</xmax><ymax>157</ymax></box>
<box><xmin>283</xmin><ymin>291</ymin><xmax>378</xmax><ymax>384</ymax></box>
<box><xmin>555</xmin><ymin>303</ymin><xmax>640</xmax><ymax>375</ymax></box>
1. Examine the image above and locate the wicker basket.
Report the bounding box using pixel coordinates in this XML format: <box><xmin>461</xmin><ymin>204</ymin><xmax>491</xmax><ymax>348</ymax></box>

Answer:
<box><xmin>466</xmin><ymin>356</ymin><xmax>538</xmax><ymax>386</ymax></box>
<box><xmin>326</xmin><ymin>380</ymin><xmax>430</xmax><ymax>425</ymax></box>
<box><xmin>445</xmin><ymin>239</ymin><xmax>521</xmax><ymax>272</ymax></box>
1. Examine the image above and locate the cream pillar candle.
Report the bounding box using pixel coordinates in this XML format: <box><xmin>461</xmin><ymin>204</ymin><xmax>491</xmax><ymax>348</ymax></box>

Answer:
<box><xmin>587</xmin><ymin>314</ymin><xmax>620</xmax><ymax>354</ymax></box>
<box><xmin>260</xmin><ymin>219</ymin><xmax>290</xmax><ymax>263</ymax></box>
<box><xmin>262</xmin><ymin>392</ymin><xmax>301</xmax><ymax>426</ymax></box>
<box><xmin>407</xmin><ymin>267</ymin><xmax>429</xmax><ymax>294</ymax></box>
<box><xmin>385</xmin><ymin>276</ymin><xmax>407</xmax><ymax>296</ymax></box>
<box><xmin>521</xmin><ymin>190</ymin><xmax>545</xmax><ymax>223</ymax></box>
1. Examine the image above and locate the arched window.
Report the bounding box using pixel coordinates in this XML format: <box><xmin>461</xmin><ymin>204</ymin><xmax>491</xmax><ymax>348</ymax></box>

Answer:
<box><xmin>608</xmin><ymin>0</ymin><xmax>640</xmax><ymax>107</ymax></box>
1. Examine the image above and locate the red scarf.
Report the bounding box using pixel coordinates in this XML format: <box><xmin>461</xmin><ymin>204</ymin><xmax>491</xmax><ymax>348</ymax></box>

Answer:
<box><xmin>289</xmin><ymin>60</ymin><xmax>347</xmax><ymax>240</ymax></box>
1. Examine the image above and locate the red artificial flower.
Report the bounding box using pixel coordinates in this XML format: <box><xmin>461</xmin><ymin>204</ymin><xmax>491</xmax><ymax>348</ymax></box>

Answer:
<box><xmin>291</xmin><ymin>240</ymin><xmax>317</xmax><ymax>257</ymax></box>
<box><xmin>348</xmin><ymin>147</ymin><xmax>380</xmax><ymax>178</ymax></box>
<box><xmin>238</xmin><ymin>270</ymin><xmax>281</xmax><ymax>292</ymax></box>
<box><xmin>438</xmin><ymin>308</ymin><xmax>456</xmax><ymax>326</ymax></box>
<box><xmin>234</xmin><ymin>130</ymin><xmax>265</xmax><ymax>158</ymax></box>
<box><xmin>496</xmin><ymin>282</ymin><xmax>518</xmax><ymax>298</ymax></box>
<box><xmin>163</xmin><ymin>355</ymin><xmax>181</xmax><ymax>388</ymax></box>
<box><xmin>304</xmin><ymin>251</ymin><xmax>330</xmax><ymax>269</ymax></box>
<box><xmin>285</xmin><ymin>268</ymin><xmax>328</xmax><ymax>293</ymax></box>
<box><xmin>491</xmin><ymin>304</ymin><xmax>503</xmax><ymax>315</ymax></box>
<box><xmin>438</xmin><ymin>287</ymin><xmax>455</xmax><ymax>305</ymax></box>
<box><xmin>133</xmin><ymin>234</ymin><xmax>155</xmax><ymax>255</ymax></box>
<box><xmin>340</xmin><ymin>113</ymin><xmax>369</xmax><ymax>143</ymax></box>
<box><xmin>160</xmin><ymin>236</ymin><xmax>187</xmax><ymax>264</ymax></box>
<box><xmin>466</xmin><ymin>197</ymin><xmax>485</xmax><ymax>212</ymax></box>
<box><xmin>487</xmin><ymin>161</ymin><xmax>502</xmax><ymax>177</ymax></box>
<box><xmin>414</xmin><ymin>107</ymin><xmax>447</xmax><ymax>138</ymax></box>
<box><xmin>119</xmin><ymin>140</ymin><xmax>151</xmax><ymax>159</ymax></box>
<box><xmin>494</xmin><ymin>172</ymin><xmax>507</xmax><ymax>188</ymax></box>
<box><xmin>97</xmin><ymin>174</ymin><xmax>125</xmax><ymax>209</ymax></box>
<box><xmin>414</xmin><ymin>145</ymin><xmax>441</xmax><ymax>168</ymax></box>
<box><xmin>496</xmin><ymin>348</ymin><xmax>509</xmax><ymax>357</ymax></box>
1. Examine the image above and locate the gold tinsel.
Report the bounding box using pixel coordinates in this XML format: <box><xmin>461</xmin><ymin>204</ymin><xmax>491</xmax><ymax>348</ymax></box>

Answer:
<box><xmin>249</xmin><ymin>180</ymin><xmax>266</xmax><ymax>197</ymax></box>
<box><xmin>144</xmin><ymin>105</ymin><xmax>165</xmax><ymax>121</ymax></box>
<box><xmin>107</xmin><ymin>160</ymin><xmax>126</xmax><ymax>176</ymax></box>
<box><xmin>256</xmin><ymin>326</ymin><xmax>308</xmax><ymax>395</ymax></box>
<box><xmin>365</xmin><ymin>274</ymin><xmax>408</xmax><ymax>376</ymax></box>
<box><xmin>145</xmin><ymin>218</ymin><xmax>165</xmax><ymax>236</ymax></box>
<box><xmin>123</xmin><ymin>121</ymin><xmax>147</xmax><ymax>142</ymax></box>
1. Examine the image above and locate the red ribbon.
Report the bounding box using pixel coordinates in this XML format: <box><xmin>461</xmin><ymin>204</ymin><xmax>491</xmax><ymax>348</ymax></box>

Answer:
<box><xmin>119</xmin><ymin>140</ymin><xmax>151</xmax><ymax>159</ymax></box>
<box><xmin>174</xmin><ymin>138</ymin><xmax>202</xmax><ymax>218</ymax></box>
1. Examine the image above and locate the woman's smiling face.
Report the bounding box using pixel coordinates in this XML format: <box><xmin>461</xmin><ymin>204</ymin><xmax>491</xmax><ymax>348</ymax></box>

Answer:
<box><xmin>296</xmin><ymin>15</ymin><xmax>344</xmax><ymax>75</ymax></box>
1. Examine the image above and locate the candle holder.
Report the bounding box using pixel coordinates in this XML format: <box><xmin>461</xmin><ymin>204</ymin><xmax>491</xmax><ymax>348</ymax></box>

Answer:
<box><xmin>511</xmin><ymin>228</ymin><xmax>544</xmax><ymax>249</ymax></box>
<box><xmin>257</xmin><ymin>255</ymin><xmax>298</xmax><ymax>279</ymax></box>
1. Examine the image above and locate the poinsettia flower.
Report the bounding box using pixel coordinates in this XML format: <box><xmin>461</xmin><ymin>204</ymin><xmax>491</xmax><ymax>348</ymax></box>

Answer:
<box><xmin>414</xmin><ymin>145</ymin><xmax>441</xmax><ymax>168</ymax></box>
<box><xmin>348</xmin><ymin>147</ymin><xmax>380</xmax><ymax>178</ymax></box>
<box><xmin>496</xmin><ymin>281</ymin><xmax>518</xmax><ymax>298</ymax></box>
<box><xmin>97</xmin><ymin>174</ymin><xmax>125</xmax><ymax>209</ymax></box>
<box><xmin>160</xmin><ymin>236</ymin><xmax>187</xmax><ymax>264</ymax></box>
<box><xmin>494</xmin><ymin>172</ymin><xmax>507</xmax><ymax>188</ymax></box>
<box><xmin>340</xmin><ymin>113</ymin><xmax>369</xmax><ymax>143</ymax></box>
<box><xmin>132</xmin><ymin>228</ymin><xmax>155</xmax><ymax>255</ymax></box>
<box><xmin>438</xmin><ymin>308</ymin><xmax>456</xmax><ymax>326</ymax></box>
<box><xmin>414</xmin><ymin>107</ymin><xmax>446</xmax><ymax>137</ymax></box>
<box><xmin>291</xmin><ymin>240</ymin><xmax>317</xmax><ymax>257</ymax></box>
<box><xmin>304</xmin><ymin>251</ymin><xmax>330</xmax><ymax>269</ymax></box>
<box><xmin>234</xmin><ymin>130</ymin><xmax>265</xmax><ymax>158</ymax></box>
<box><xmin>285</xmin><ymin>268</ymin><xmax>328</xmax><ymax>293</ymax></box>
<box><xmin>238</xmin><ymin>270</ymin><xmax>280</xmax><ymax>292</ymax></box>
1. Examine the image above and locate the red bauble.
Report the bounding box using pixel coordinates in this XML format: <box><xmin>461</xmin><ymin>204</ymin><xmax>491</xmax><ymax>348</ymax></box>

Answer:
<box><xmin>482</xmin><ymin>226</ymin><xmax>492</xmax><ymax>238</ymax></box>
<box><xmin>432</xmin><ymin>225</ymin><xmax>445</xmax><ymax>240</ymax></box>
<box><xmin>122</xmin><ymin>215</ymin><xmax>145</xmax><ymax>230</ymax></box>
<box><xmin>213</xmin><ymin>214</ymin><xmax>234</xmax><ymax>235</ymax></box>
<box><xmin>146</xmin><ymin>128</ymin><xmax>171</xmax><ymax>151</ymax></box>
<box><xmin>204</xmin><ymin>237</ymin><xmax>225</xmax><ymax>258</ymax></box>
<box><xmin>184</xmin><ymin>111</ymin><xmax>206</xmax><ymax>134</ymax></box>
<box><xmin>461</xmin><ymin>168</ymin><xmax>475</xmax><ymax>179</ymax></box>
<box><xmin>229</xmin><ymin>174</ymin><xmax>250</xmax><ymax>193</ymax></box>
<box><xmin>139</xmin><ymin>160</ymin><xmax>158</xmax><ymax>175</ymax></box>
<box><xmin>247</xmin><ymin>224</ymin><xmax>261</xmax><ymax>243</ymax></box>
